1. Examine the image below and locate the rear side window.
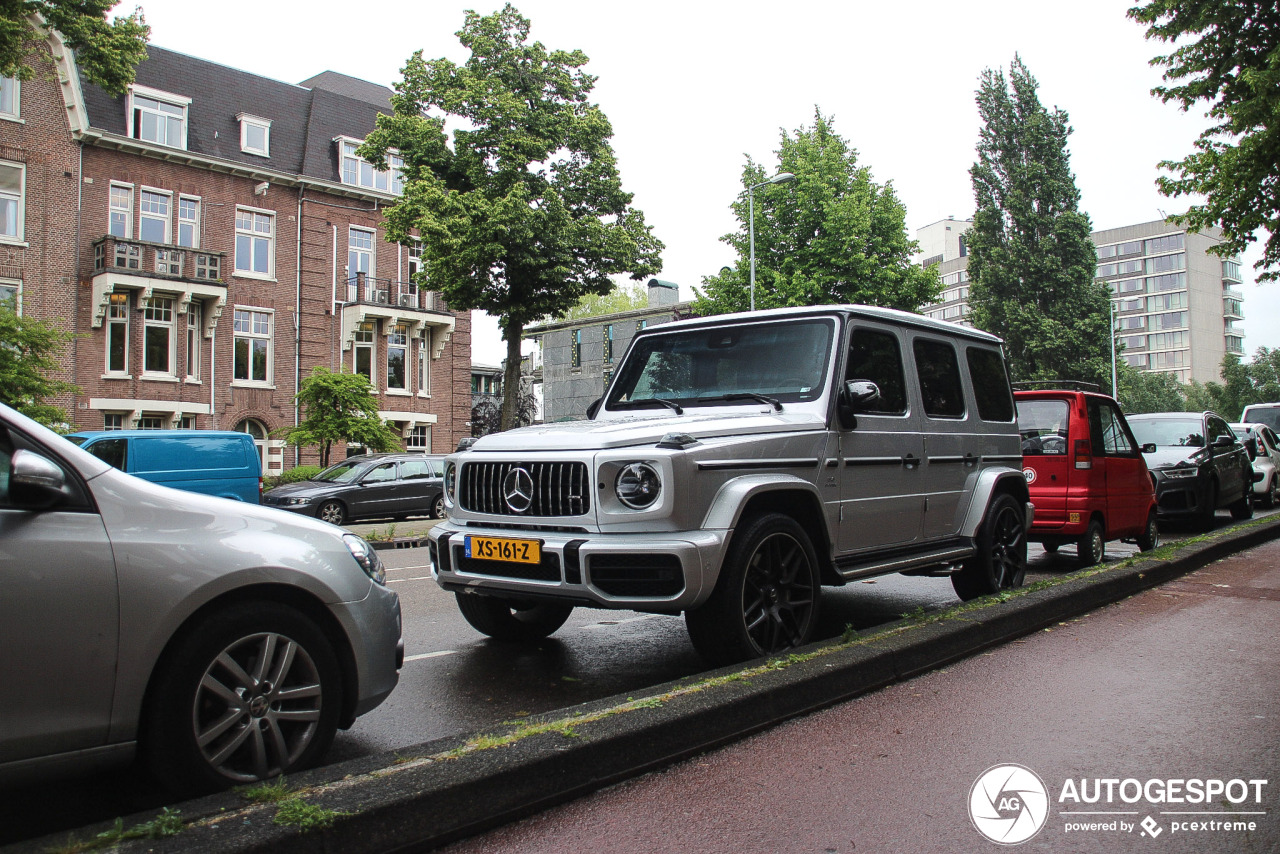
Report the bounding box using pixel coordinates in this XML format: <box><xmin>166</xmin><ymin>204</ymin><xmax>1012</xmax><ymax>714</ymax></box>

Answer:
<box><xmin>965</xmin><ymin>347</ymin><xmax>1014</xmax><ymax>422</ymax></box>
<box><xmin>86</xmin><ymin>437</ymin><xmax>128</xmax><ymax>470</ymax></box>
<box><xmin>400</xmin><ymin>459</ymin><xmax>435</xmax><ymax>480</ymax></box>
<box><xmin>1016</xmin><ymin>399</ymin><xmax>1070</xmax><ymax>455</ymax></box>
<box><xmin>845</xmin><ymin>328</ymin><xmax>907</xmax><ymax>415</ymax></box>
<box><xmin>913</xmin><ymin>338</ymin><xmax>965</xmax><ymax>419</ymax></box>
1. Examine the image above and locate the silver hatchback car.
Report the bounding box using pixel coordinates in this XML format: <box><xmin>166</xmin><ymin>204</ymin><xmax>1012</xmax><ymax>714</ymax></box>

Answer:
<box><xmin>0</xmin><ymin>403</ymin><xmax>402</xmax><ymax>793</ymax></box>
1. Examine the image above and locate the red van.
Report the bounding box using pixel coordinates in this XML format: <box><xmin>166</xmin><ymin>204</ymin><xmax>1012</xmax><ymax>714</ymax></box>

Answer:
<box><xmin>1014</xmin><ymin>384</ymin><xmax>1159</xmax><ymax>565</ymax></box>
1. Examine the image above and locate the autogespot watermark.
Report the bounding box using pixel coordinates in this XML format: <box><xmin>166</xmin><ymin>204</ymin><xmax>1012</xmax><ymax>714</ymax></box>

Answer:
<box><xmin>968</xmin><ymin>765</ymin><xmax>1270</xmax><ymax>845</ymax></box>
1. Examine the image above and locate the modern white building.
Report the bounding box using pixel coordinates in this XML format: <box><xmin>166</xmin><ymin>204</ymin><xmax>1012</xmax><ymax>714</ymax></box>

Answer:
<box><xmin>917</xmin><ymin>217</ymin><xmax>1245</xmax><ymax>384</ymax></box>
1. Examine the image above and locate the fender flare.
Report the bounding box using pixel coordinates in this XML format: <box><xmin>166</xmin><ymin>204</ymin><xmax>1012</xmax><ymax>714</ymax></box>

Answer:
<box><xmin>960</xmin><ymin>468</ymin><xmax>1032</xmax><ymax>536</ymax></box>
<box><xmin>701</xmin><ymin>473</ymin><xmax>828</xmax><ymax>532</ymax></box>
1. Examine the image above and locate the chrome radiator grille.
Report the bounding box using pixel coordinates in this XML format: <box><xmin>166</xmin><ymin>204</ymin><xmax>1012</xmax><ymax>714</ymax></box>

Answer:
<box><xmin>459</xmin><ymin>461</ymin><xmax>591</xmax><ymax>517</ymax></box>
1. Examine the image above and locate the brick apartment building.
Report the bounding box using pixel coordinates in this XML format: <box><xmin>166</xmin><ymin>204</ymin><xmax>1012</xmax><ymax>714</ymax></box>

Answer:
<box><xmin>3</xmin><ymin>28</ymin><xmax>471</xmax><ymax>473</ymax></box>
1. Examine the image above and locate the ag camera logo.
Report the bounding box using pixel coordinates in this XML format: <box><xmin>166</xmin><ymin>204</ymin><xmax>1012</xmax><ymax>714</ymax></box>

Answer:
<box><xmin>969</xmin><ymin>764</ymin><xmax>1050</xmax><ymax>845</ymax></box>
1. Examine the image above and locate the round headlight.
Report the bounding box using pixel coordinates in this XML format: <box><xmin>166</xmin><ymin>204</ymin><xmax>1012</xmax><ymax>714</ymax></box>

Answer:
<box><xmin>444</xmin><ymin>461</ymin><xmax>457</xmax><ymax>504</ymax></box>
<box><xmin>616</xmin><ymin>462</ymin><xmax>661</xmax><ymax>509</ymax></box>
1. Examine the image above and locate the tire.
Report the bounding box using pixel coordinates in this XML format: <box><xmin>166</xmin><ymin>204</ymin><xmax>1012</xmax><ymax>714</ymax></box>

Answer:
<box><xmin>316</xmin><ymin>500</ymin><xmax>346</xmax><ymax>526</ymax></box>
<box><xmin>1076</xmin><ymin>519</ymin><xmax>1105</xmax><ymax>567</ymax></box>
<box><xmin>455</xmin><ymin>594</ymin><xmax>573</xmax><ymax>641</ymax></box>
<box><xmin>1136</xmin><ymin>511</ymin><xmax>1160</xmax><ymax>551</ymax></box>
<box><xmin>1263</xmin><ymin>477</ymin><xmax>1278</xmax><ymax>509</ymax></box>
<box><xmin>1230</xmin><ymin>489</ymin><xmax>1254</xmax><ymax>520</ymax></box>
<box><xmin>952</xmin><ymin>493</ymin><xmax>1027</xmax><ymax>601</ymax></box>
<box><xmin>685</xmin><ymin>513</ymin><xmax>821</xmax><ymax>666</ymax></box>
<box><xmin>143</xmin><ymin>603</ymin><xmax>342</xmax><ymax>795</ymax></box>
<box><xmin>1197</xmin><ymin>480</ymin><xmax>1218</xmax><ymax>530</ymax></box>
<box><xmin>431</xmin><ymin>493</ymin><xmax>447</xmax><ymax>520</ymax></box>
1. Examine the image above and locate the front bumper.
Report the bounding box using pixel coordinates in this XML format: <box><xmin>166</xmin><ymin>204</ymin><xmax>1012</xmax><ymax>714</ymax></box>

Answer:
<box><xmin>1150</xmin><ymin>470</ymin><xmax>1208</xmax><ymax>518</ymax></box>
<box><xmin>427</xmin><ymin>523</ymin><xmax>729</xmax><ymax>612</ymax></box>
<box><xmin>329</xmin><ymin>580</ymin><xmax>402</xmax><ymax>723</ymax></box>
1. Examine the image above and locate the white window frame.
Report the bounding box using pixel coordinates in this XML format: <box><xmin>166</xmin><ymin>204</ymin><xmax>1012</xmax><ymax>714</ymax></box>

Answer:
<box><xmin>105</xmin><ymin>292</ymin><xmax>129</xmax><ymax>375</ymax></box>
<box><xmin>186</xmin><ymin>301</ymin><xmax>202</xmax><ymax>381</ymax></box>
<box><xmin>407</xmin><ymin>425</ymin><xmax>431</xmax><ymax>451</ymax></box>
<box><xmin>417</xmin><ymin>328</ymin><xmax>431</xmax><ymax>396</ymax></box>
<box><xmin>0</xmin><ymin>159</ymin><xmax>24</xmax><ymax>243</ymax></box>
<box><xmin>177</xmin><ymin>195</ymin><xmax>200</xmax><ymax>248</ymax></box>
<box><xmin>138</xmin><ymin>187</ymin><xmax>172</xmax><ymax>244</ymax></box>
<box><xmin>234</xmin><ymin>206</ymin><xmax>275</xmax><ymax>279</ymax></box>
<box><xmin>127</xmin><ymin>85</ymin><xmax>191</xmax><ymax>150</ymax></box>
<box><xmin>348</xmin><ymin>226</ymin><xmax>375</xmax><ymax>280</ymax></box>
<box><xmin>237</xmin><ymin>113</ymin><xmax>272</xmax><ymax>157</ymax></box>
<box><xmin>109</xmin><ymin>183</ymin><xmax>133</xmax><ymax>239</ymax></box>
<box><xmin>0</xmin><ymin>278</ymin><xmax>17</xmax><ymax>310</ymax></box>
<box><xmin>141</xmin><ymin>296</ymin><xmax>176</xmax><ymax>378</ymax></box>
<box><xmin>232</xmin><ymin>307</ymin><xmax>274</xmax><ymax>387</ymax></box>
<box><xmin>103</xmin><ymin>412</ymin><xmax>126</xmax><ymax>430</ymax></box>
<box><xmin>337</xmin><ymin>136</ymin><xmax>404</xmax><ymax>195</ymax></box>
<box><xmin>354</xmin><ymin>321</ymin><xmax>376</xmax><ymax>386</ymax></box>
<box><xmin>387</xmin><ymin>323</ymin><xmax>408</xmax><ymax>392</ymax></box>
<box><xmin>0</xmin><ymin>76</ymin><xmax>19</xmax><ymax>120</ymax></box>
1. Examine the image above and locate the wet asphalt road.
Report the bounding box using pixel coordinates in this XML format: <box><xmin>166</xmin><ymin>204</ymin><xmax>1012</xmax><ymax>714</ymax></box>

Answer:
<box><xmin>435</xmin><ymin>537</ymin><xmax>1280</xmax><ymax>854</ymax></box>
<box><xmin>0</xmin><ymin>511</ymin><xmax>1266</xmax><ymax>847</ymax></box>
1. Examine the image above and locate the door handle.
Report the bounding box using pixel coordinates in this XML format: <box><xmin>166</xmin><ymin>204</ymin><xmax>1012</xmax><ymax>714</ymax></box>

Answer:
<box><xmin>903</xmin><ymin>453</ymin><xmax>918</xmax><ymax>469</ymax></box>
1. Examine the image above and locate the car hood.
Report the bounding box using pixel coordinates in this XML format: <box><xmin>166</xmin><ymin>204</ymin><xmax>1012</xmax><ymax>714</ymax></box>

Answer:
<box><xmin>263</xmin><ymin>480</ymin><xmax>350</xmax><ymax>500</ymax></box>
<box><xmin>1144</xmin><ymin>446</ymin><xmax>1207</xmax><ymax>469</ymax></box>
<box><xmin>470</xmin><ymin>410</ymin><xmax>827</xmax><ymax>452</ymax></box>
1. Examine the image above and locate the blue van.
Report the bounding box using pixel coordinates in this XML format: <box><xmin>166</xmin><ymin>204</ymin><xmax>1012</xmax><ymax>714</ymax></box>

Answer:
<box><xmin>65</xmin><ymin>430</ymin><xmax>262</xmax><ymax>503</ymax></box>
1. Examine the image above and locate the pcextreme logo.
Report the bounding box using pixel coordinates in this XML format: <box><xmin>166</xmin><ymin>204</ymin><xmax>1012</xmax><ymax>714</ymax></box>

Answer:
<box><xmin>969</xmin><ymin>764</ymin><xmax>1051</xmax><ymax>845</ymax></box>
<box><xmin>969</xmin><ymin>765</ymin><xmax>1270</xmax><ymax>845</ymax></box>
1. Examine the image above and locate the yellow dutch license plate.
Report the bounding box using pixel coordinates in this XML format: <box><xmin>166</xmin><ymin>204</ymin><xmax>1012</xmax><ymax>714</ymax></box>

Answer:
<box><xmin>465</xmin><ymin>535</ymin><xmax>541</xmax><ymax>565</ymax></box>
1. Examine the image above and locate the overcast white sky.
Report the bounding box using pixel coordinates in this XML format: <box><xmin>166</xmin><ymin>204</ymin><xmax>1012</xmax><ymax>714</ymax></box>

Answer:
<box><xmin>119</xmin><ymin>0</ymin><xmax>1274</xmax><ymax>367</ymax></box>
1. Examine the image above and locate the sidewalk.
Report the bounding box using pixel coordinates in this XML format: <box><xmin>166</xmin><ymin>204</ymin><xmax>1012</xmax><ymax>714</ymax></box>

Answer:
<box><xmin>11</xmin><ymin>516</ymin><xmax>1280</xmax><ymax>854</ymax></box>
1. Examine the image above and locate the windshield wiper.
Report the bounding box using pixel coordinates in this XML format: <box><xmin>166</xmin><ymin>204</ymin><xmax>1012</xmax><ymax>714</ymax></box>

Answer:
<box><xmin>614</xmin><ymin>398</ymin><xmax>685</xmax><ymax>415</ymax></box>
<box><xmin>699</xmin><ymin>393</ymin><xmax>783</xmax><ymax>411</ymax></box>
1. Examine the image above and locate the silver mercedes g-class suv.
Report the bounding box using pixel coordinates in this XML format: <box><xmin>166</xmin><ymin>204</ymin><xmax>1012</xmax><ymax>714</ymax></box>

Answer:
<box><xmin>429</xmin><ymin>305</ymin><xmax>1032</xmax><ymax>665</ymax></box>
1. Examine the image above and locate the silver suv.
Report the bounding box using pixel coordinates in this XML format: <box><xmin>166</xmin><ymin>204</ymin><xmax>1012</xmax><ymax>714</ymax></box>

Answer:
<box><xmin>430</xmin><ymin>306</ymin><xmax>1032</xmax><ymax>664</ymax></box>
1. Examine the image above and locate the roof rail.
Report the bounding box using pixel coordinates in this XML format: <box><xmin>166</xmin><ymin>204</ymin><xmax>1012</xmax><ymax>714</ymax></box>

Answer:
<box><xmin>1011</xmin><ymin>380</ymin><xmax>1102</xmax><ymax>392</ymax></box>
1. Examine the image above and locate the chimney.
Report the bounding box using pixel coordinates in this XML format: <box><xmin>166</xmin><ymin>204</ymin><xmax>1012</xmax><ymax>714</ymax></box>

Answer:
<box><xmin>646</xmin><ymin>278</ymin><xmax>679</xmax><ymax>307</ymax></box>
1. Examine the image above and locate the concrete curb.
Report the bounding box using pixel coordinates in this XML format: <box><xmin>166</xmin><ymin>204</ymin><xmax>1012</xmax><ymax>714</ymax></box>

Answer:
<box><xmin>16</xmin><ymin>516</ymin><xmax>1280</xmax><ymax>854</ymax></box>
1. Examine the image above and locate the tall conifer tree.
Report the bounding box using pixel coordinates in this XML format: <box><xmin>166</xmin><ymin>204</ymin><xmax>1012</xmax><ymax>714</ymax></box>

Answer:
<box><xmin>967</xmin><ymin>57</ymin><xmax>1113</xmax><ymax>387</ymax></box>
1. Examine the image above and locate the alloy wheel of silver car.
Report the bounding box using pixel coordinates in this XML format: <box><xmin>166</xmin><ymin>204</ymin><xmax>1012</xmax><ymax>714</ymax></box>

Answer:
<box><xmin>192</xmin><ymin>630</ymin><xmax>324</xmax><ymax>783</ymax></box>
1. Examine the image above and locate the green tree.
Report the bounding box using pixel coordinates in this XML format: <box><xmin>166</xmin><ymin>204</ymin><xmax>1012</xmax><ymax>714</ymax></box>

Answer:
<box><xmin>0</xmin><ymin>301</ymin><xmax>80</xmax><ymax>428</ymax></box>
<box><xmin>278</xmin><ymin>367</ymin><xmax>401</xmax><ymax>467</ymax></box>
<box><xmin>1128</xmin><ymin>0</ymin><xmax>1280</xmax><ymax>282</ymax></box>
<box><xmin>556</xmin><ymin>282</ymin><xmax>649</xmax><ymax>322</ymax></box>
<box><xmin>1240</xmin><ymin>346</ymin><xmax>1280</xmax><ymax>403</ymax></box>
<box><xmin>694</xmin><ymin>109</ymin><xmax>938</xmax><ymax>315</ymax></box>
<box><xmin>2</xmin><ymin>1</ymin><xmax>149</xmax><ymax>96</ymax></box>
<box><xmin>1117</xmin><ymin>362</ymin><xmax>1187</xmax><ymax>414</ymax></box>
<box><xmin>967</xmin><ymin>56</ymin><xmax>1113</xmax><ymax>386</ymax></box>
<box><xmin>361</xmin><ymin>4</ymin><xmax>662</xmax><ymax>431</ymax></box>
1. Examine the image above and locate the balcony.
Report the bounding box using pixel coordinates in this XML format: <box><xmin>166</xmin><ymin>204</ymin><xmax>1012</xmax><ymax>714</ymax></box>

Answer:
<box><xmin>341</xmin><ymin>274</ymin><xmax>456</xmax><ymax>358</ymax></box>
<box><xmin>93</xmin><ymin>236</ymin><xmax>224</xmax><ymax>282</ymax></box>
<box><xmin>89</xmin><ymin>236</ymin><xmax>227</xmax><ymax>330</ymax></box>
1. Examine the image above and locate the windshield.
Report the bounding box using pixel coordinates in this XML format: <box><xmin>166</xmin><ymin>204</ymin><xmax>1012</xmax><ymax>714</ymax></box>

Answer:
<box><xmin>1242</xmin><ymin>405</ymin><xmax>1280</xmax><ymax>431</ymax></box>
<box><xmin>64</xmin><ymin>436</ymin><xmax>88</xmax><ymax>447</ymax></box>
<box><xmin>313</xmin><ymin>460</ymin><xmax>368</xmax><ymax>483</ymax></box>
<box><xmin>606</xmin><ymin>318</ymin><xmax>835</xmax><ymax>410</ymax></box>
<box><xmin>1129</xmin><ymin>417</ymin><xmax>1204</xmax><ymax>448</ymax></box>
<box><xmin>1015</xmin><ymin>399</ymin><xmax>1070</xmax><ymax>455</ymax></box>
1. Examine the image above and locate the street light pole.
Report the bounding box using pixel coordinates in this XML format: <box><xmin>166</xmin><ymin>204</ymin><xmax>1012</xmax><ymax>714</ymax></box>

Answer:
<box><xmin>1110</xmin><ymin>300</ymin><xmax>1119</xmax><ymax>403</ymax></box>
<box><xmin>748</xmin><ymin>172</ymin><xmax>796</xmax><ymax>311</ymax></box>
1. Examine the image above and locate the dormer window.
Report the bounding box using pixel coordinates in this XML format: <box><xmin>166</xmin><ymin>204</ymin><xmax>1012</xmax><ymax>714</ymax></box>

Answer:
<box><xmin>337</xmin><ymin>137</ymin><xmax>404</xmax><ymax>195</ymax></box>
<box><xmin>238</xmin><ymin>113</ymin><xmax>271</xmax><ymax>156</ymax></box>
<box><xmin>128</xmin><ymin>85</ymin><xmax>190</xmax><ymax>150</ymax></box>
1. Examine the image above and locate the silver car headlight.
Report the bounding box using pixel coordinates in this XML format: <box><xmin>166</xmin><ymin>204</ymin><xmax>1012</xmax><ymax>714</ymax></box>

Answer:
<box><xmin>444</xmin><ymin>461</ymin><xmax>457</xmax><ymax>505</ymax></box>
<box><xmin>615</xmin><ymin>462</ymin><xmax>661</xmax><ymax>509</ymax></box>
<box><xmin>343</xmin><ymin>533</ymin><xmax>387</xmax><ymax>585</ymax></box>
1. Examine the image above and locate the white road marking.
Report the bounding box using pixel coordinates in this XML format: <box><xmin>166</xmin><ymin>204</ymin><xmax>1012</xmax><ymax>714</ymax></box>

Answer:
<box><xmin>404</xmin><ymin>650</ymin><xmax>458</xmax><ymax>662</ymax></box>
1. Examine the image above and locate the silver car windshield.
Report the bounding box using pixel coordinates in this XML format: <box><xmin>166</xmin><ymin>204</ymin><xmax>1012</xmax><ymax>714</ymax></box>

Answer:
<box><xmin>607</xmin><ymin>318</ymin><xmax>835</xmax><ymax>409</ymax></box>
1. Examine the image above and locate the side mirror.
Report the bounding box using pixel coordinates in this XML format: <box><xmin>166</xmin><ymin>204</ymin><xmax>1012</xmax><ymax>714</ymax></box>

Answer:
<box><xmin>10</xmin><ymin>449</ymin><xmax>70</xmax><ymax>509</ymax></box>
<box><xmin>1245</xmin><ymin>437</ymin><xmax>1259</xmax><ymax>460</ymax></box>
<box><xmin>837</xmin><ymin>380</ymin><xmax>881</xmax><ymax>429</ymax></box>
<box><xmin>1141</xmin><ymin>443</ymin><xmax>1157</xmax><ymax>454</ymax></box>
<box><xmin>585</xmin><ymin>397</ymin><xmax>603</xmax><ymax>419</ymax></box>
<box><xmin>1214</xmin><ymin>434</ymin><xmax>1236</xmax><ymax>448</ymax></box>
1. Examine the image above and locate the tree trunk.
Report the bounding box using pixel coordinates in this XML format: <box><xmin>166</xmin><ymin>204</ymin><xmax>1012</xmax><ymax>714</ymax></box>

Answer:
<box><xmin>500</xmin><ymin>321</ymin><xmax>525</xmax><ymax>432</ymax></box>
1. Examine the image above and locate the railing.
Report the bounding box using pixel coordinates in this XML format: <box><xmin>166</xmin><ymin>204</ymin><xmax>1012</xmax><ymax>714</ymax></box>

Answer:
<box><xmin>92</xmin><ymin>236</ymin><xmax>223</xmax><ymax>282</ymax></box>
<box><xmin>346</xmin><ymin>274</ymin><xmax>445</xmax><ymax>311</ymax></box>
